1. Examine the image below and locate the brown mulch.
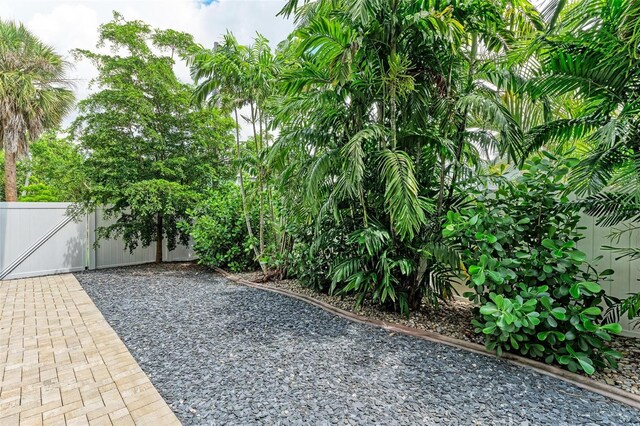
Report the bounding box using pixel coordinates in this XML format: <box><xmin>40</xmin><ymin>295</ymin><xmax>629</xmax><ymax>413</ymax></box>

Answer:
<box><xmin>234</xmin><ymin>270</ymin><xmax>640</xmax><ymax>396</ymax></box>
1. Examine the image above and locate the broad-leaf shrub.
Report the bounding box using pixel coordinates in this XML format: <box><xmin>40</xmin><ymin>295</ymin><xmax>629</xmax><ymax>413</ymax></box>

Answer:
<box><xmin>185</xmin><ymin>183</ymin><xmax>258</xmax><ymax>272</ymax></box>
<box><xmin>287</xmin><ymin>216</ymin><xmax>354</xmax><ymax>292</ymax></box>
<box><xmin>443</xmin><ymin>155</ymin><xmax>621</xmax><ymax>374</ymax></box>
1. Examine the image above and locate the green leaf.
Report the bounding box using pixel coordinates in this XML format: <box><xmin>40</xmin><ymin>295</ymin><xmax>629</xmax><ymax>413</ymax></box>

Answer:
<box><xmin>473</xmin><ymin>270</ymin><xmax>486</xmax><ymax>286</ymax></box>
<box><xmin>569</xmin><ymin>250</ymin><xmax>587</xmax><ymax>262</ymax></box>
<box><xmin>581</xmin><ymin>307</ymin><xmax>601</xmax><ymax>316</ymax></box>
<box><xmin>581</xmin><ymin>282</ymin><xmax>602</xmax><ymax>293</ymax></box>
<box><xmin>487</xmin><ymin>270</ymin><xmax>505</xmax><ymax>284</ymax></box>
<box><xmin>577</xmin><ymin>357</ymin><xmax>595</xmax><ymax>375</ymax></box>
<box><xmin>569</xmin><ymin>284</ymin><xmax>581</xmax><ymax>299</ymax></box>
<box><xmin>480</xmin><ymin>304</ymin><xmax>499</xmax><ymax>315</ymax></box>
<box><xmin>601</xmin><ymin>323</ymin><xmax>622</xmax><ymax>334</ymax></box>
<box><xmin>468</xmin><ymin>265</ymin><xmax>481</xmax><ymax>275</ymax></box>
<box><xmin>482</xmin><ymin>324</ymin><xmax>497</xmax><ymax>334</ymax></box>
<box><xmin>537</xmin><ymin>331</ymin><xmax>551</xmax><ymax>340</ymax></box>
<box><xmin>558</xmin><ymin>355</ymin><xmax>572</xmax><ymax>365</ymax></box>
<box><xmin>542</xmin><ymin>239</ymin><xmax>557</xmax><ymax>250</ymax></box>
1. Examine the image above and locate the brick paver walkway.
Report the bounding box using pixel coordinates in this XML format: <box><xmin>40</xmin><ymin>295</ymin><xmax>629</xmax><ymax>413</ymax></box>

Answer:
<box><xmin>0</xmin><ymin>274</ymin><xmax>179</xmax><ymax>425</ymax></box>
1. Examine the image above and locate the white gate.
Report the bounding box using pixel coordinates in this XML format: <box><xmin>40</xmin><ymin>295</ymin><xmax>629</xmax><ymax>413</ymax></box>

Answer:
<box><xmin>0</xmin><ymin>202</ymin><xmax>196</xmax><ymax>281</ymax></box>
<box><xmin>0</xmin><ymin>203</ymin><xmax>87</xmax><ymax>279</ymax></box>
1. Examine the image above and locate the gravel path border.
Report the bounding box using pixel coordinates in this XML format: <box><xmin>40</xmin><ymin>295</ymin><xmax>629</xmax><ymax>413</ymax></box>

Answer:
<box><xmin>76</xmin><ymin>264</ymin><xmax>640</xmax><ymax>425</ymax></box>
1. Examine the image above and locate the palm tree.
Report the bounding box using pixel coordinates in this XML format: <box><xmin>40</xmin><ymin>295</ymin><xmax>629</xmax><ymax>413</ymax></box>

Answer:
<box><xmin>515</xmin><ymin>0</ymin><xmax>640</xmax><ymax>325</ymax></box>
<box><xmin>0</xmin><ymin>20</ymin><xmax>75</xmax><ymax>201</ymax></box>
<box><xmin>273</xmin><ymin>0</ymin><xmax>541</xmax><ymax>310</ymax></box>
<box><xmin>516</xmin><ymin>0</ymin><xmax>640</xmax><ymax>242</ymax></box>
<box><xmin>190</xmin><ymin>33</ymin><xmax>280</xmax><ymax>273</ymax></box>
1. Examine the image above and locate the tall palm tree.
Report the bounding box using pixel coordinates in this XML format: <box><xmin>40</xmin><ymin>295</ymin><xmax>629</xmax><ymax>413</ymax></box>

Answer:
<box><xmin>516</xmin><ymin>0</ymin><xmax>640</xmax><ymax>325</ymax></box>
<box><xmin>518</xmin><ymin>0</ymin><xmax>640</xmax><ymax>241</ymax></box>
<box><xmin>190</xmin><ymin>33</ymin><xmax>280</xmax><ymax>272</ymax></box>
<box><xmin>272</xmin><ymin>0</ymin><xmax>541</xmax><ymax>310</ymax></box>
<box><xmin>0</xmin><ymin>20</ymin><xmax>74</xmax><ymax>201</ymax></box>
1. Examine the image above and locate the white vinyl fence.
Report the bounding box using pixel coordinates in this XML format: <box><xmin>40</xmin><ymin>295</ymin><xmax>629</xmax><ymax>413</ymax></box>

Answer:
<box><xmin>0</xmin><ymin>202</ymin><xmax>196</xmax><ymax>281</ymax></box>
<box><xmin>579</xmin><ymin>216</ymin><xmax>640</xmax><ymax>338</ymax></box>
<box><xmin>1</xmin><ymin>202</ymin><xmax>638</xmax><ymax>336</ymax></box>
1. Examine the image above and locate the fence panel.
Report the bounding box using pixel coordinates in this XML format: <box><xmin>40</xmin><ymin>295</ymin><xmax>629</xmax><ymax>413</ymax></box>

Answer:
<box><xmin>1</xmin><ymin>203</ymin><xmax>197</xmax><ymax>279</ymax></box>
<box><xmin>579</xmin><ymin>217</ymin><xmax>640</xmax><ymax>338</ymax></box>
<box><xmin>92</xmin><ymin>208</ymin><xmax>156</xmax><ymax>269</ymax></box>
<box><xmin>92</xmin><ymin>207</ymin><xmax>197</xmax><ymax>269</ymax></box>
<box><xmin>0</xmin><ymin>203</ymin><xmax>87</xmax><ymax>280</ymax></box>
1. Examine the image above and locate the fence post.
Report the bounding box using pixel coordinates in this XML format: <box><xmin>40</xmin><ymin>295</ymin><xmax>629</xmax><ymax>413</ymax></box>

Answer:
<box><xmin>88</xmin><ymin>210</ymin><xmax>97</xmax><ymax>270</ymax></box>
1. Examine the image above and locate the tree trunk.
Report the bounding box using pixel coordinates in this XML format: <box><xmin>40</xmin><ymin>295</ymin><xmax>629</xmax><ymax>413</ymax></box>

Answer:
<box><xmin>447</xmin><ymin>34</ymin><xmax>477</xmax><ymax>201</ymax></box>
<box><xmin>156</xmin><ymin>212</ymin><xmax>163</xmax><ymax>263</ymax></box>
<box><xmin>250</xmin><ymin>102</ymin><xmax>266</xmax><ymax>271</ymax></box>
<box><xmin>21</xmin><ymin>170</ymin><xmax>31</xmax><ymax>197</ymax></box>
<box><xmin>4</xmin><ymin>151</ymin><xmax>18</xmax><ymax>202</ymax></box>
<box><xmin>235</xmin><ymin>108</ymin><xmax>264</xmax><ymax>272</ymax></box>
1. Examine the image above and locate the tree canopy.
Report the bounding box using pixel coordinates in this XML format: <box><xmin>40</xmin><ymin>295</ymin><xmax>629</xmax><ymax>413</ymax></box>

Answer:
<box><xmin>0</xmin><ymin>19</ymin><xmax>75</xmax><ymax>201</ymax></box>
<box><xmin>72</xmin><ymin>12</ymin><xmax>234</xmax><ymax>262</ymax></box>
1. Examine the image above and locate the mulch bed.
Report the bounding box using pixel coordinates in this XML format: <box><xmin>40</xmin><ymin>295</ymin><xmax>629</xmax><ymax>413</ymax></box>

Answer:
<box><xmin>235</xmin><ymin>271</ymin><xmax>640</xmax><ymax>396</ymax></box>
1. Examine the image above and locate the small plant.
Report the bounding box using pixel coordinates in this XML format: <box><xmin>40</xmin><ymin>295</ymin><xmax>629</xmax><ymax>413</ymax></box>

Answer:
<box><xmin>443</xmin><ymin>154</ymin><xmax>622</xmax><ymax>374</ymax></box>
<box><xmin>605</xmin><ymin>292</ymin><xmax>640</xmax><ymax>329</ymax></box>
<box><xmin>331</xmin><ymin>224</ymin><xmax>414</xmax><ymax>314</ymax></box>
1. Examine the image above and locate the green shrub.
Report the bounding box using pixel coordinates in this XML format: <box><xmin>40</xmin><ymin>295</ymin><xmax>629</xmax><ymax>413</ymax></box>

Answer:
<box><xmin>185</xmin><ymin>183</ymin><xmax>258</xmax><ymax>272</ymax></box>
<box><xmin>287</xmin><ymin>216</ymin><xmax>353</xmax><ymax>292</ymax></box>
<box><xmin>443</xmin><ymin>154</ymin><xmax>622</xmax><ymax>374</ymax></box>
<box><xmin>285</xmin><ymin>213</ymin><xmax>455</xmax><ymax>314</ymax></box>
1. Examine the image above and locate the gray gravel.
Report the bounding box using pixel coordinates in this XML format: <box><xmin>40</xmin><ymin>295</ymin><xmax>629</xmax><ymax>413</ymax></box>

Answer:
<box><xmin>75</xmin><ymin>264</ymin><xmax>640</xmax><ymax>425</ymax></box>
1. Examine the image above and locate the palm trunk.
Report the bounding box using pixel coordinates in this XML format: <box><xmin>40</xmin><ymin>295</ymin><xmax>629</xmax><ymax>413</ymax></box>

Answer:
<box><xmin>250</xmin><ymin>102</ymin><xmax>266</xmax><ymax>267</ymax></box>
<box><xmin>267</xmin><ymin>185</ymin><xmax>279</xmax><ymax>247</ymax></box>
<box><xmin>448</xmin><ymin>34</ymin><xmax>477</xmax><ymax>200</ymax></box>
<box><xmin>4</xmin><ymin>151</ymin><xmax>18</xmax><ymax>202</ymax></box>
<box><xmin>235</xmin><ymin>108</ymin><xmax>261</xmax><ymax>264</ymax></box>
<box><xmin>156</xmin><ymin>212</ymin><xmax>163</xmax><ymax>263</ymax></box>
<box><xmin>389</xmin><ymin>1</ymin><xmax>398</xmax><ymax>151</ymax></box>
<box><xmin>437</xmin><ymin>62</ymin><xmax>455</xmax><ymax>216</ymax></box>
<box><xmin>436</xmin><ymin>151</ymin><xmax>447</xmax><ymax>216</ymax></box>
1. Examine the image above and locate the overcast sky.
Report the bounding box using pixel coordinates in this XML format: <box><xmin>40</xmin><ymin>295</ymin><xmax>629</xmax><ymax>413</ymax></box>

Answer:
<box><xmin>1</xmin><ymin>0</ymin><xmax>294</xmax><ymax>128</ymax></box>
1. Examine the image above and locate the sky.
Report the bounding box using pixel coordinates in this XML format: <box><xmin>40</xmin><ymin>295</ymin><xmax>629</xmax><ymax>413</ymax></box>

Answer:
<box><xmin>0</xmin><ymin>0</ymin><xmax>294</xmax><ymax>127</ymax></box>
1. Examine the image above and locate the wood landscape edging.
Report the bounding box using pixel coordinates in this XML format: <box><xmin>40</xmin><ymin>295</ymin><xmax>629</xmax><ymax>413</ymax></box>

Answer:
<box><xmin>213</xmin><ymin>267</ymin><xmax>640</xmax><ymax>411</ymax></box>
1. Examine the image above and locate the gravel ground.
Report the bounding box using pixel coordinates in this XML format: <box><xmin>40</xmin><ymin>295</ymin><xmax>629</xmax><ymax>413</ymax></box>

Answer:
<box><xmin>236</xmin><ymin>272</ymin><xmax>640</xmax><ymax>396</ymax></box>
<box><xmin>76</xmin><ymin>264</ymin><xmax>640</xmax><ymax>425</ymax></box>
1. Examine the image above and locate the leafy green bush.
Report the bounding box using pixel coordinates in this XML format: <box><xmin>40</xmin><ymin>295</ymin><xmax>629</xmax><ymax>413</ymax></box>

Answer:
<box><xmin>286</xmin><ymin>216</ymin><xmax>353</xmax><ymax>292</ymax></box>
<box><xmin>284</xmin><ymin>212</ymin><xmax>457</xmax><ymax>314</ymax></box>
<box><xmin>443</xmin><ymin>154</ymin><xmax>622</xmax><ymax>374</ymax></box>
<box><xmin>186</xmin><ymin>183</ymin><xmax>258</xmax><ymax>272</ymax></box>
<box><xmin>331</xmin><ymin>224</ymin><xmax>415</xmax><ymax>313</ymax></box>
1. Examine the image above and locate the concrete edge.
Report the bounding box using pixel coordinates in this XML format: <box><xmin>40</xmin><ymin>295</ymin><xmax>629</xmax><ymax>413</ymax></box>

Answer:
<box><xmin>213</xmin><ymin>267</ymin><xmax>640</xmax><ymax>411</ymax></box>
